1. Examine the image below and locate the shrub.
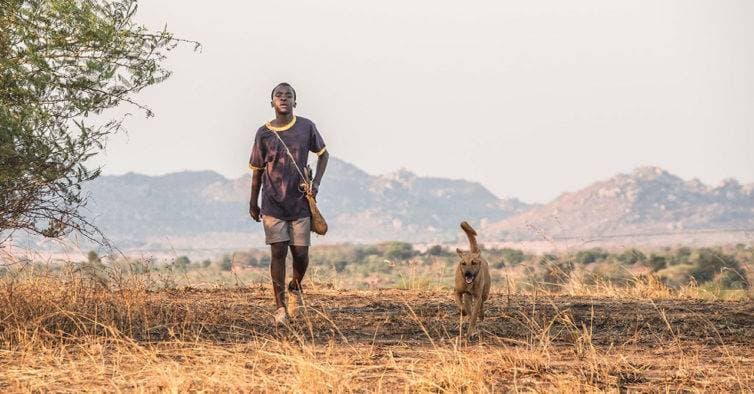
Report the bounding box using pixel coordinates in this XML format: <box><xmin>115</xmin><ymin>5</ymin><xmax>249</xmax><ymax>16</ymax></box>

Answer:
<box><xmin>231</xmin><ymin>252</ymin><xmax>260</xmax><ymax>267</ymax></box>
<box><xmin>647</xmin><ymin>254</ymin><xmax>667</xmax><ymax>271</ymax></box>
<box><xmin>356</xmin><ymin>246</ymin><xmax>380</xmax><ymax>260</ymax></box>
<box><xmin>656</xmin><ymin>264</ymin><xmax>695</xmax><ymax>288</ymax></box>
<box><xmin>669</xmin><ymin>247</ymin><xmax>693</xmax><ymax>265</ymax></box>
<box><xmin>217</xmin><ymin>255</ymin><xmax>233</xmax><ymax>271</ymax></box>
<box><xmin>174</xmin><ymin>256</ymin><xmax>191</xmax><ymax>269</ymax></box>
<box><xmin>689</xmin><ymin>248</ymin><xmax>745</xmax><ymax>288</ymax></box>
<box><xmin>497</xmin><ymin>248</ymin><xmax>527</xmax><ymax>267</ymax></box>
<box><xmin>588</xmin><ymin>262</ymin><xmax>631</xmax><ymax>285</ymax></box>
<box><xmin>538</xmin><ymin>254</ymin><xmax>573</xmax><ymax>287</ymax></box>
<box><xmin>381</xmin><ymin>242</ymin><xmax>416</xmax><ymax>261</ymax></box>
<box><xmin>572</xmin><ymin>248</ymin><xmax>609</xmax><ymax>265</ymax></box>
<box><xmin>87</xmin><ymin>251</ymin><xmax>101</xmax><ymax>264</ymax></box>
<box><xmin>332</xmin><ymin>260</ymin><xmax>348</xmax><ymax>273</ymax></box>
<box><xmin>617</xmin><ymin>249</ymin><xmax>646</xmax><ymax>265</ymax></box>
<box><xmin>425</xmin><ymin>245</ymin><xmax>447</xmax><ymax>257</ymax></box>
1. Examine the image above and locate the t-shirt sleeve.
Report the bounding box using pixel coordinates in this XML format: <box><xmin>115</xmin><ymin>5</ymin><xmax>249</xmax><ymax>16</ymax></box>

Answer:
<box><xmin>309</xmin><ymin>122</ymin><xmax>327</xmax><ymax>156</ymax></box>
<box><xmin>248</xmin><ymin>130</ymin><xmax>266</xmax><ymax>171</ymax></box>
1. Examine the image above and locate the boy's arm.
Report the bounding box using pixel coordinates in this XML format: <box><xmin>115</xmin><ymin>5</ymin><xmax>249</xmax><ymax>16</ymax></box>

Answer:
<box><xmin>311</xmin><ymin>150</ymin><xmax>329</xmax><ymax>196</ymax></box>
<box><xmin>248</xmin><ymin>129</ymin><xmax>266</xmax><ymax>222</ymax></box>
<box><xmin>249</xmin><ymin>169</ymin><xmax>262</xmax><ymax>222</ymax></box>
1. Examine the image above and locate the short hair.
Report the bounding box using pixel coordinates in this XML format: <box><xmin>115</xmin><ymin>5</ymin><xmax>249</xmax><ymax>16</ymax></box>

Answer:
<box><xmin>271</xmin><ymin>82</ymin><xmax>296</xmax><ymax>100</ymax></box>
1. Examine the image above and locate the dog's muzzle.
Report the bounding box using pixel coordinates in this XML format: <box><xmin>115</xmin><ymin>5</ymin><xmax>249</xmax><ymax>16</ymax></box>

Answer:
<box><xmin>464</xmin><ymin>272</ymin><xmax>475</xmax><ymax>284</ymax></box>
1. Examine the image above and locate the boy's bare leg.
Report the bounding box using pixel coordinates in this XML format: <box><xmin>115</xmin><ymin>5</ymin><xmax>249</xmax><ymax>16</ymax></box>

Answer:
<box><xmin>287</xmin><ymin>245</ymin><xmax>308</xmax><ymax>317</ymax></box>
<box><xmin>270</xmin><ymin>242</ymin><xmax>289</xmax><ymax>309</ymax></box>
<box><xmin>288</xmin><ymin>245</ymin><xmax>309</xmax><ymax>317</ymax></box>
<box><xmin>288</xmin><ymin>245</ymin><xmax>309</xmax><ymax>291</ymax></box>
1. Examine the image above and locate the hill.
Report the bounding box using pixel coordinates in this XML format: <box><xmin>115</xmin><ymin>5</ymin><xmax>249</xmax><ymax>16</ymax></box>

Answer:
<box><xmin>485</xmin><ymin>167</ymin><xmax>754</xmax><ymax>243</ymax></box>
<box><xmin>82</xmin><ymin>157</ymin><xmax>529</xmax><ymax>249</ymax></box>
<box><xmin>65</xmin><ymin>162</ymin><xmax>754</xmax><ymax>252</ymax></box>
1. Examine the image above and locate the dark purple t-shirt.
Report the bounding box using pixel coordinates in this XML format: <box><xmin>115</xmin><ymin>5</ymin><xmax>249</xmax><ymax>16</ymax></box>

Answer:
<box><xmin>249</xmin><ymin>116</ymin><xmax>327</xmax><ymax>220</ymax></box>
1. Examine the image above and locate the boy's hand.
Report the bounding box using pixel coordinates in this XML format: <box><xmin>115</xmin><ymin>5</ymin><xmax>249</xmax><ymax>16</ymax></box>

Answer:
<box><xmin>310</xmin><ymin>181</ymin><xmax>319</xmax><ymax>198</ymax></box>
<box><xmin>249</xmin><ymin>202</ymin><xmax>261</xmax><ymax>222</ymax></box>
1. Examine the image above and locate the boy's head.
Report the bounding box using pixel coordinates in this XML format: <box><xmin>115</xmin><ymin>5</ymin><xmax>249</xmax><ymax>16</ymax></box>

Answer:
<box><xmin>270</xmin><ymin>82</ymin><xmax>296</xmax><ymax>115</ymax></box>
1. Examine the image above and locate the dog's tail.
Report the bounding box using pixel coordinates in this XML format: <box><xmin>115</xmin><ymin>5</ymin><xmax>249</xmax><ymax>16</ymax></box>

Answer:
<box><xmin>460</xmin><ymin>221</ymin><xmax>479</xmax><ymax>253</ymax></box>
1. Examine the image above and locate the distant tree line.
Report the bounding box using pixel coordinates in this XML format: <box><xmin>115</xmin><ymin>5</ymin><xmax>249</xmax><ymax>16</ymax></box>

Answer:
<box><xmin>5</xmin><ymin>244</ymin><xmax>748</xmax><ymax>295</ymax></box>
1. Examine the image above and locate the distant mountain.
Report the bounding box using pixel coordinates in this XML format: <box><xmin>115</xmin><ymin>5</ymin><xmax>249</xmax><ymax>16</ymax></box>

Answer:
<box><xmin>82</xmin><ymin>157</ymin><xmax>530</xmax><ymax>248</ymax></box>
<box><xmin>75</xmin><ymin>163</ymin><xmax>754</xmax><ymax>251</ymax></box>
<box><xmin>484</xmin><ymin>167</ymin><xmax>754</xmax><ymax>242</ymax></box>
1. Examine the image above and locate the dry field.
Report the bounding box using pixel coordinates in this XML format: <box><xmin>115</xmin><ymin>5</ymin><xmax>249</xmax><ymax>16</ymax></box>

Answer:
<box><xmin>1</xmin><ymin>272</ymin><xmax>752</xmax><ymax>393</ymax></box>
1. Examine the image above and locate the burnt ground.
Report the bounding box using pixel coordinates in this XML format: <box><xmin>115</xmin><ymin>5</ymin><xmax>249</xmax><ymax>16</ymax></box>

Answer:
<box><xmin>142</xmin><ymin>287</ymin><xmax>754</xmax><ymax>348</ymax></box>
<box><xmin>4</xmin><ymin>285</ymin><xmax>753</xmax><ymax>391</ymax></box>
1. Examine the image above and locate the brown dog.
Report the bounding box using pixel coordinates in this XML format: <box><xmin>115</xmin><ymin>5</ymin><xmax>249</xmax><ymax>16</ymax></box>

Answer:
<box><xmin>454</xmin><ymin>221</ymin><xmax>491</xmax><ymax>336</ymax></box>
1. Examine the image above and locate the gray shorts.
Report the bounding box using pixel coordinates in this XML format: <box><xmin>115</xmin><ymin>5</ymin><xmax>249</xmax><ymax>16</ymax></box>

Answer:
<box><xmin>262</xmin><ymin>215</ymin><xmax>311</xmax><ymax>246</ymax></box>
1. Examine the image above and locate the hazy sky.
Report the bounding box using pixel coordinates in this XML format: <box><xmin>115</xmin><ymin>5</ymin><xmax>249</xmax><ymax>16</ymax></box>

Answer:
<box><xmin>95</xmin><ymin>0</ymin><xmax>754</xmax><ymax>203</ymax></box>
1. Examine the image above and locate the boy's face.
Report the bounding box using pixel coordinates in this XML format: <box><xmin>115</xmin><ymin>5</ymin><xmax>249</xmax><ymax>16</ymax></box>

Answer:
<box><xmin>271</xmin><ymin>85</ymin><xmax>296</xmax><ymax>115</ymax></box>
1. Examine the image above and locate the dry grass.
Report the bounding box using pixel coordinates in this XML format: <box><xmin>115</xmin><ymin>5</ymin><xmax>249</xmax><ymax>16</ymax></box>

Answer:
<box><xmin>0</xmin><ymin>267</ymin><xmax>752</xmax><ymax>392</ymax></box>
<box><xmin>558</xmin><ymin>272</ymin><xmax>748</xmax><ymax>300</ymax></box>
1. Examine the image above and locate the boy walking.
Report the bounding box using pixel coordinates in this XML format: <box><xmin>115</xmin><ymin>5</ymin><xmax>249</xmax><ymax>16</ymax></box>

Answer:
<box><xmin>248</xmin><ymin>82</ymin><xmax>329</xmax><ymax>325</ymax></box>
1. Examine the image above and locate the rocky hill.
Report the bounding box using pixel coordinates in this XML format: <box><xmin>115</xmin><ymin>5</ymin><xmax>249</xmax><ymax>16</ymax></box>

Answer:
<box><xmin>76</xmin><ymin>163</ymin><xmax>753</xmax><ymax>251</ymax></box>
<box><xmin>484</xmin><ymin>167</ymin><xmax>754</xmax><ymax>242</ymax></box>
<box><xmin>83</xmin><ymin>158</ymin><xmax>530</xmax><ymax>248</ymax></box>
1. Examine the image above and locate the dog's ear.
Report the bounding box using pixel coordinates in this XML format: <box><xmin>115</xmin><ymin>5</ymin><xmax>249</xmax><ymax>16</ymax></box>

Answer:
<box><xmin>456</xmin><ymin>248</ymin><xmax>464</xmax><ymax>257</ymax></box>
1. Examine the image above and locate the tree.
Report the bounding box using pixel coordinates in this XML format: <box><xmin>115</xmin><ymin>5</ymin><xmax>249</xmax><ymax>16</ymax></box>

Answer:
<box><xmin>381</xmin><ymin>241</ymin><xmax>415</xmax><ymax>261</ymax></box>
<box><xmin>173</xmin><ymin>255</ymin><xmax>190</xmax><ymax>269</ymax></box>
<box><xmin>647</xmin><ymin>254</ymin><xmax>667</xmax><ymax>271</ymax></box>
<box><xmin>0</xmin><ymin>0</ymin><xmax>195</xmax><ymax>243</ymax></box>
<box><xmin>537</xmin><ymin>254</ymin><xmax>573</xmax><ymax>288</ymax></box>
<box><xmin>689</xmin><ymin>248</ymin><xmax>745</xmax><ymax>287</ymax></box>
<box><xmin>572</xmin><ymin>248</ymin><xmax>609</xmax><ymax>265</ymax></box>
<box><xmin>616</xmin><ymin>248</ymin><xmax>646</xmax><ymax>265</ymax></box>
<box><xmin>332</xmin><ymin>260</ymin><xmax>347</xmax><ymax>273</ymax></box>
<box><xmin>425</xmin><ymin>244</ymin><xmax>445</xmax><ymax>257</ymax></box>
<box><xmin>218</xmin><ymin>255</ymin><xmax>232</xmax><ymax>271</ymax></box>
<box><xmin>86</xmin><ymin>250</ymin><xmax>100</xmax><ymax>264</ymax></box>
<box><xmin>498</xmin><ymin>247</ymin><xmax>526</xmax><ymax>266</ymax></box>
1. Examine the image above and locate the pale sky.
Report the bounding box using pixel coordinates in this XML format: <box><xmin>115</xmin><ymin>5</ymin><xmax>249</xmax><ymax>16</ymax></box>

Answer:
<box><xmin>95</xmin><ymin>0</ymin><xmax>754</xmax><ymax>203</ymax></box>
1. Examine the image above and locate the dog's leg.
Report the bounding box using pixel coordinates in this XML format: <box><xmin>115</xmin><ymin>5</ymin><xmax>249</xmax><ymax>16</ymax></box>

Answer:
<box><xmin>463</xmin><ymin>293</ymin><xmax>473</xmax><ymax>317</ymax></box>
<box><xmin>455</xmin><ymin>291</ymin><xmax>466</xmax><ymax>315</ymax></box>
<box><xmin>468</xmin><ymin>296</ymin><xmax>483</xmax><ymax>336</ymax></box>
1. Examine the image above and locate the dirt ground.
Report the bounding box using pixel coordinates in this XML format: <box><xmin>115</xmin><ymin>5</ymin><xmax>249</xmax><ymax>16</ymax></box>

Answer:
<box><xmin>143</xmin><ymin>286</ymin><xmax>753</xmax><ymax>345</ymax></box>
<box><xmin>2</xmin><ymin>286</ymin><xmax>753</xmax><ymax>391</ymax></box>
<box><xmin>144</xmin><ymin>287</ymin><xmax>754</xmax><ymax>390</ymax></box>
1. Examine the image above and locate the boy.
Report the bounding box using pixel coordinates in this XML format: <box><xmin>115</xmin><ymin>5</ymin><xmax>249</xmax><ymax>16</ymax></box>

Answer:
<box><xmin>248</xmin><ymin>82</ymin><xmax>329</xmax><ymax>325</ymax></box>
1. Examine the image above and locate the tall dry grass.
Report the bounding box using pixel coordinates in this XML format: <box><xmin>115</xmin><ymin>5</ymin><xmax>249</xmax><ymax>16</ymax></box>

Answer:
<box><xmin>0</xmin><ymin>262</ymin><xmax>751</xmax><ymax>392</ymax></box>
